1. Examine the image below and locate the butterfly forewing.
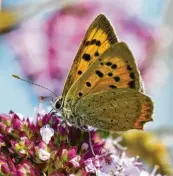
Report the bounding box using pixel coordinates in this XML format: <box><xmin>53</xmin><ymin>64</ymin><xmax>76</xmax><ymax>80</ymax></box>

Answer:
<box><xmin>65</xmin><ymin>42</ymin><xmax>143</xmax><ymax>106</ymax></box>
<box><xmin>62</xmin><ymin>14</ymin><xmax>118</xmax><ymax>97</ymax></box>
<box><xmin>74</xmin><ymin>89</ymin><xmax>153</xmax><ymax>131</ymax></box>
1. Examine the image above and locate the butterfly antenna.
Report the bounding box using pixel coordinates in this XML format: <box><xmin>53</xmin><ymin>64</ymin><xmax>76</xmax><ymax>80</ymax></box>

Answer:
<box><xmin>12</xmin><ymin>74</ymin><xmax>58</xmax><ymax>97</ymax></box>
<box><xmin>48</xmin><ymin>108</ymin><xmax>54</xmax><ymax>115</ymax></box>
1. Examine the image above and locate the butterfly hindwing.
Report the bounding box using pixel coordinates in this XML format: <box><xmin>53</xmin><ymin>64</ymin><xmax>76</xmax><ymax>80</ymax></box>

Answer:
<box><xmin>65</xmin><ymin>42</ymin><xmax>143</xmax><ymax>106</ymax></box>
<box><xmin>62</xmin><ymin>14</ymin><xmax>118</xmax><ymax>97</ymax></box>
<box><xmin>74</xmin><ymin>88</ymin><xmax>153</xmax><ymax>131</ymax></box>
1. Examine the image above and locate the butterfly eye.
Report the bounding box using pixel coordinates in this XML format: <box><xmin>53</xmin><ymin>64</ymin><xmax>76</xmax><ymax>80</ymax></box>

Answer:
<box><xmin>54</xmin><ymin>96</ymin><xmax>63</xmax><ymax>110</ymax></box>
<box><xmin>55</xmin><ymin>101</ymin><xmax>61</xmax><ymax>109</ymax></box>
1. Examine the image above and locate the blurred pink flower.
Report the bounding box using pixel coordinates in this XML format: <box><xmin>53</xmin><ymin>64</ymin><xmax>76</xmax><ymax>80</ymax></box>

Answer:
<box><xmin>8</xmin><ymin>1</ymin><xmax>162</xmax><ymax>98</ymax></box>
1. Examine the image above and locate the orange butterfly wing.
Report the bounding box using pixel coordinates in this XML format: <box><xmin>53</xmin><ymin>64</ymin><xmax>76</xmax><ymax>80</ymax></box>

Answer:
<box><xmin>62</xmin><ymin>14</ymin><xmax>118</xmax><ymax>97</ymax></box>
<box><xmin>66</xmin><ymin>42</ymin><xmax>144</xmax><ymax>102</ymax></box>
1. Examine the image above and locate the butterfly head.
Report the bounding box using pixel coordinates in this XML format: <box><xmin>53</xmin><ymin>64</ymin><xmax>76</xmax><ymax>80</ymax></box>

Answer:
<box><xmin>54</xmin><ymin>96</ymin><xmax>63</xmax><ymax>110</ymax></box>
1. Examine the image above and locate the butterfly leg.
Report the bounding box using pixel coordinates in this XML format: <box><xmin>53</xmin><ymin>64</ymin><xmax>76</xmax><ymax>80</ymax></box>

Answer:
<box><xmin>58</xmin><ymin>119</ymin><xmax>66</xmax><ymax>127</ymax></box>
<box><xmin>65</xmin><ymin>113</ymin><xmax>96</xmax><ymax>156</ymax></box>
<box><xmin>58</xmin><ymin>119</ymin><xmax>69</xmax><ymax>144</ymax></box>
<box><xmin>88</xmin><ymin>130</ymin><xmax>96</xmax><ymax>156</ymax></box>
<box><xmin>79</xmin><ymin>125</ymin><xmax>111</xmax><ymax>158</ymax></box>
<box><xmin>77</xmin><ymin>125</ymin><xmax>96</xmax><ymax>156</ymax></box>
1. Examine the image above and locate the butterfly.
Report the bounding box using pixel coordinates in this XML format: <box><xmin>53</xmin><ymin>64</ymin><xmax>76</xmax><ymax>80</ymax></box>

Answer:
<box><xmin>52</xmin><ymin>14</ymin><xmax>154</xmax><ymax>132</ymax></box>
<box><xmin>13</xmin><ymin>14</ymin><xmax>154</xmax><ymax>132</ymax></box>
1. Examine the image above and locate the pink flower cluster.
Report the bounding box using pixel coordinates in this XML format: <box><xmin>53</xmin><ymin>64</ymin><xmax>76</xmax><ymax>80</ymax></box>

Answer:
<box><xmin>0</xmin><ymin>111</ymin><xmax>104</xmax><ymax>175</ymax></box>
<box><xmin>0</xmin><ymin>111</ymin><xmax>163</xmax><ymax>176</ymax></box>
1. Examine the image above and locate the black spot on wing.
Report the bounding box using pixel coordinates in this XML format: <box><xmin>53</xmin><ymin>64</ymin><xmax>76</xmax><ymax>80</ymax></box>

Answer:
<box><xmin>86</xmin><ymin>82</ymin><xmax>92</xmax><ymax>87</ymax></box>
<box><xmin>82</xmin><ymin>53</ymin><xmax>91</xmax><ymax>61</ymax></box>
<box><xmin>113</xmin><ymin>76</ymin><xmax>120</xmax><ymax>82</ymax></box>
<box><xmin>109</xmin><ymin>85</ymin><xmax>117</xmax><ymax>89</ymax></box>
<box><xmin>128</xmin><ymin>81</ymin><xmax>135</xmax><ymax>88</ymax></box>
<box><xmin>94</xmin><ymin>51</ymin><xmax>99</xmax><ymax>56</ymax></box>
<box><xmin>95</xmin><ymin>70</ymin><xmax>104</xmax><ymax>77</ymax></box>
<box><xmin>96</xmin><ymin>40</ymin><xmax>101</xmax><ymax>46</ymax></box>
<box><xmin>85</xmin><ymin>41</ymin><xmax>90</xmax><ymax>46</ymax></box>
<box><xmin>130</xmin><ymin>72</ymin><xmax>135</xmax><ymax>79</ymax></box>
<box><xmin>111</xmin><ymin>64</ymin><xmax>117</xmax><ymax>69</ymax></box>
<box><xmin>127</xmin><ymin>65</ymin><xmax>133</xmax><ymax>71</ymax></box>
<box><xmin>78</xmin><ymin>92</ymin><xmax>83</xmax><ymax>96</ymax></box>
<box><xmin>90</xmin><ymin>39</ymin><xmax>96</xmax><ymax>45</ymax></box>
<box><xmin>106</xmin><ymin>62</ymin><xmax>112</xmax><ymax>66</ymax></box>
<box><xmin>77</xmin><ymin>70</ymin><xmax>82</xmax><ymax>75</ymax></box>
<box><xmin>108</xmin><ymin>72</ymin><xmax>113</xmax><ymax>77</ymax></box>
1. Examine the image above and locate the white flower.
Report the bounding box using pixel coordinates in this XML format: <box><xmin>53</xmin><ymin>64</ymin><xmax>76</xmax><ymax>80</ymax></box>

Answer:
<box><xmin>84</xmin><ymin>158</ymin><xmax>97</xmax><ymax>173</ymax></box>
<box><xmin>20</xmin><ymin>149</ymin><xmax>26</xmax><ymax>154</ymax></box>
<box><xmin>96</xmin><ymin>170</ymin><xmax>109</xmax><ymax>176</ymax></box>
<box><xmin>99</xmin><ymin>156</ymin><xmax>122</xmax><ymax>175</ymax></box>
<box><xmin>38</xmin><ymin>148</ymin><xmax>50</xmax><ymax>161</ymax></box>
<box><xmin>140</xmin><ymin>171</ymin><xmax>150</xmax><ymax>176</ymax></box>
<box><xmin>40</xmin><ymin>124</ymin><xmax>54</xmax><ymax>144</ymax></box>
<box><xmin>125</xmin><ymin>164</ymin><xmax>141</xmax><ymax>176</ymax></box>
<box><xmin>70</xmin><ymin>156</ymin><xmax>81</xmax><ymax>167</ymax></box>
